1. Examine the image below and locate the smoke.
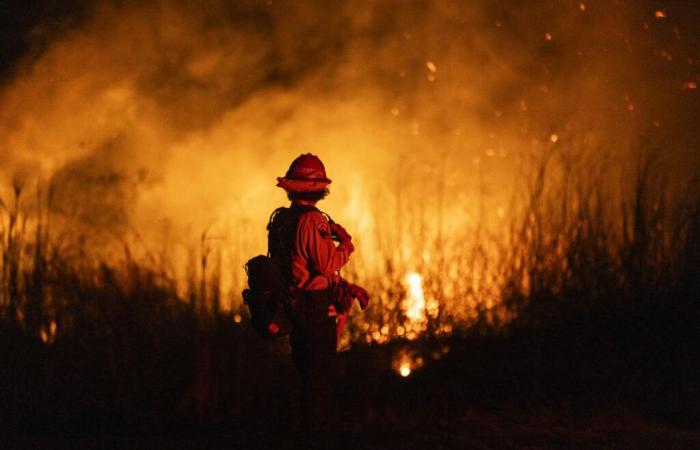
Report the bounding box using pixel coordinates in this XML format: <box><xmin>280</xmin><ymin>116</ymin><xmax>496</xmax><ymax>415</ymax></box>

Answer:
<box><xmin>0</xmin><ymin>0</ymin><xmax>698</xmax><ymax>301</ymax></box>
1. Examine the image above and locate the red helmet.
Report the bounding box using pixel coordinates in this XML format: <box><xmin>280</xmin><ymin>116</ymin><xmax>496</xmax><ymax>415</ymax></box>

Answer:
<box><xmin>276</xmin><ymin>153</ymin><xmax>332</xmax><ymax>192</ymax></box>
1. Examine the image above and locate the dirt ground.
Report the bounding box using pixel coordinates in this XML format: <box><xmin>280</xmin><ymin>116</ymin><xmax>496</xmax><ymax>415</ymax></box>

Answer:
<box><xmin>9</xmin><ymin>410</ymin><xmax>700</xmax><ymax>450</ymax></box>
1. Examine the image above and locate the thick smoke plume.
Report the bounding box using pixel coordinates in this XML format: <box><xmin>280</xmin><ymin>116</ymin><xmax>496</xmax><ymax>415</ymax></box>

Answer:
<box><xmin>1</xmin><ymin>0</ymin><xmax>698</xmax><ymax>307</ymax></box>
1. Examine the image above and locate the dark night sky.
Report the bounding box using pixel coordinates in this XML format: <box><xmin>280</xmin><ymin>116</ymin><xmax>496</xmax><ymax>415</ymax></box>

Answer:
<box><xmin>0</xmin><ymin>0</ymin><xmax>88</xmax><ymax>80</ymax></box>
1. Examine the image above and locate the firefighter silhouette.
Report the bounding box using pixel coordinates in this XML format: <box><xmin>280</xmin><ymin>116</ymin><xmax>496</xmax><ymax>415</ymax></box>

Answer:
<box><xmin>270</xmin><ymin>153</ymin><xmax>369</xmax><ymax>430</ymax></box>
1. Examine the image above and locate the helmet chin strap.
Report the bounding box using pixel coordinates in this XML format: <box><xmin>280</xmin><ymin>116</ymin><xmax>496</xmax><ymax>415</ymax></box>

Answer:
<box><xmin>293</xmin><ymin>199</ymin><xmax>317</xmax><ymax>206</ymax></box>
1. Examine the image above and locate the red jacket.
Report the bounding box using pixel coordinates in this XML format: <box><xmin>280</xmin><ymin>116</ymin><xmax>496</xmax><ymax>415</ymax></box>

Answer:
<box><xmin>291</xmin><ymin>209</ymin><xmax>354</xmax><ymax>290</ymax></box>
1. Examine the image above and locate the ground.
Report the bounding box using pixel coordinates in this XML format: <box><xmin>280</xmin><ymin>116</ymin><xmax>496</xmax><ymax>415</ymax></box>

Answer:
<box><xmin>8</xmin><ymin>410</ymin><xmax>700</xmax><ymax>450</ymax></box>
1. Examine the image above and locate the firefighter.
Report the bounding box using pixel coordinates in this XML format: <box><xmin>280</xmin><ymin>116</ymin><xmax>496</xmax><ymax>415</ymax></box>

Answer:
<box><xmin>270</xmin><ymin>153</ymin><xmax>369</xmax><ymax>430</ymax></box>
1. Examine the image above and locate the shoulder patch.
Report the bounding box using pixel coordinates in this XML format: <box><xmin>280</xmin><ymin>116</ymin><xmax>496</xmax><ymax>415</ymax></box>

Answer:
<box><xmin>317</xmin><ymin>221</ymin><xmax>332</xmax><ymax>238</ymax></box>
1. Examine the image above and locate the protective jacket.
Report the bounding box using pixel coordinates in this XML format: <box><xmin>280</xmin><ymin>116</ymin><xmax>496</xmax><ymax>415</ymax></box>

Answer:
<box><xmin>268</xmin><ymin>203</ymin><xmax>353</xmax><ymax>290</ymax></box>
<box><xmin>291</xmin><ymin>209</ymin><xmax>354</xmax><ymax>290</ymax></box>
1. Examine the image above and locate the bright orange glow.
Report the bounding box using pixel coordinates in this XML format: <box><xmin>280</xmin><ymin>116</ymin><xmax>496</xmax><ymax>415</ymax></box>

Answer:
<box><xmin>40</xmin><ymin>320</ymin><xmax>57</xmax><ymax>344</ymax></box>
<box><xmin>393</xmin><ymin>347</ymin><xmax>424</xmax><ymax>377</ymax></box>
<box><xmin>404</xmin><ymin>272</ymin><xmax>426</xmax><ymax>321</ymax></box>
<box><xmin>0</xmin><ymin>0</ymin><xmax>696</xmax><ymax>348</ymax></box>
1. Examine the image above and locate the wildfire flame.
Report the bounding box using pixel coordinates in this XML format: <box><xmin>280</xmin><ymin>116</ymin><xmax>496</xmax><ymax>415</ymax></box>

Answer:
<box><xmin>0</xmin><ymin>0</ymin><xmax>697</xmax><ymax>346</ymax></box>
<box><xmin>401</xmin><ymin>272</ymin><xmax>441</xmax><ymax>339</ymax></box>
<box><xmin>404</xmin><ymin>272</ymin><xmax>426</xmax><ymax>321</ymax></box>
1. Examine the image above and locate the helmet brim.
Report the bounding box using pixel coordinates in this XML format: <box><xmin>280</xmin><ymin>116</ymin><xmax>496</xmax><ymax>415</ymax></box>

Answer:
<box><xmin>276</xmin><ymin>177</ymin><xmax>332</xmax><ymax>192</ymax></box>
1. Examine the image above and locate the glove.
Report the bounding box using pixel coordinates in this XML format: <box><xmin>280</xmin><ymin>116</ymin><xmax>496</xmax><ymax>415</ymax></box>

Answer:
<box><xmin>348</xmin><ymin>283</ymin><xmax>370</xmax><ymax>310</ymax></box>
<box><xmin>329</xmin><ymin>222</ymin><xmax>352</xmax><ymax>244</ymax></box>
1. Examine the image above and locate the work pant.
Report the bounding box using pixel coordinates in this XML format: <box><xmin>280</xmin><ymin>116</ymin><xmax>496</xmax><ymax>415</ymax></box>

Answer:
<box><xmin>289</xmin><ymin>289</ymin><xmax>337</xmax><ymax>430</ymax></box>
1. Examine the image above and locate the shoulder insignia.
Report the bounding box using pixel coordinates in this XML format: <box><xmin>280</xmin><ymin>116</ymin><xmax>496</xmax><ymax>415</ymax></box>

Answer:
<box><xmin>318</xmin><ymin>221</ymin><xmax>331</xmax><ymax>238</ymax></box>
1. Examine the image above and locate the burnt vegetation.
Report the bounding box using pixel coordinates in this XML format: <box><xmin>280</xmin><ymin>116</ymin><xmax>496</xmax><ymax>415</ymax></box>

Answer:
<box><xmin>1</xmin><ymin>142</ymin><xmax>699</xmax><ymax>438</ymax></box>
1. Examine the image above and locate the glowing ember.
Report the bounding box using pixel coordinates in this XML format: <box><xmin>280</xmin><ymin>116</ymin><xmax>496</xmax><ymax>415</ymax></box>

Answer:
<box><xmin>658</xmin><ymin>50</ymin><xmax>673</xmax><ymax>61</ymax></box>
<box><xmin>40</xmin><ymin>320</ymin><xmax>58</xmax><ymax>344</ymax></box>
<box><xmin>682</xmin><ymin>81</ymin><xmax>697</xmax><ymax>90</ymax></box>
<box><xmin>392</xmin><ymin>347</ymin><xmax>424</xmax><ymax>377</ymax></box>
<box><xmin>655</xmin><ymin>10</ymin><xmax>666</xmax><ymax>19</ymax></box>
<box><xmin>545</xmin><ymin>32</ymin><xmax>552</xmax><ymax>41</ymax></box>
<box><xmin>550</xmin><ymin>133</ymin><xmax>559</xmax><ymax>143</ymax></box>
<box><xmin>426</xmin><ymin>61</ymin><xmax>437</xmax><ymax>73</ymax></box>
<box><xmin>233</xmin><ymin>314</ymin><xmax>242</xmax><ymax>323</ymax></box>
<box><xmin>579</xmin><ymin>3</ymin><xmax>586</xmax><ymax>12</ymax></box>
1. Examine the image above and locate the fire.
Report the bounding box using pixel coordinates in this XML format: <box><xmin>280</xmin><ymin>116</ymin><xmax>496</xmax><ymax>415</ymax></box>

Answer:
<box><xmin>392</xmin><ymin>347</ymin><xmax>424</xmax><ymax>377</ymax></box>
<box><xmin>0</xmin><ymin>0</ymin><xmax>697</xmax><ymax>348</ymax></box>
<box><xmin>40</xmin><ymin>321</ymin><xmax>58</xmax><ymax>344</ymax></box>
<box><xmin>404</xmin><ymin>272</ymin><xmax>426</xmax><ymax>321</ymax></box>
<box><xmin>401</xmin><ymin>272</ymin><xmax>440</xmax><ymax>339</ymax></box>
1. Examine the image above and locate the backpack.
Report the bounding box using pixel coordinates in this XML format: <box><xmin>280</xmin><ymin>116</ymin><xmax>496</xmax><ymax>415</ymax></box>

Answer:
<box><xmin>242</xmin><ymin>205</ymin><xmax>320</xmax><ymax>338</ymax></box>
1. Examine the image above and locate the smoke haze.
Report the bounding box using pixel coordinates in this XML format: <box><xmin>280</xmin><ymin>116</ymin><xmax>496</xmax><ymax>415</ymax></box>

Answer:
<box><xmin>1</xmin><ymin>0</ymin><xmax>698</xmax><ymax>304</ymax></box>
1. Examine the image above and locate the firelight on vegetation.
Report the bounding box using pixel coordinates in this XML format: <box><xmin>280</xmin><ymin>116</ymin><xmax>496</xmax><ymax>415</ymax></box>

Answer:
<box><xmin>0</xmin><ymin>0</ymin><xmax>697</xmax><ymax>347</ymax></box>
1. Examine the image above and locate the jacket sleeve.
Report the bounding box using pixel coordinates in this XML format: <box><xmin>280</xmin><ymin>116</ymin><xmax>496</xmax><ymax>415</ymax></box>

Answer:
<box><xmin>296</xmin><ymin>211</ymin><xmax>353</xmax><ymax>277</ymax></box>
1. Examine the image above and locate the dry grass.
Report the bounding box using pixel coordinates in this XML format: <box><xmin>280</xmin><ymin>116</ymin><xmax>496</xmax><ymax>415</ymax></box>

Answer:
<box><xmin>0</xmin><ymin>138</ymin><xmax>698</xmax><ymax>432</ymax></box>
